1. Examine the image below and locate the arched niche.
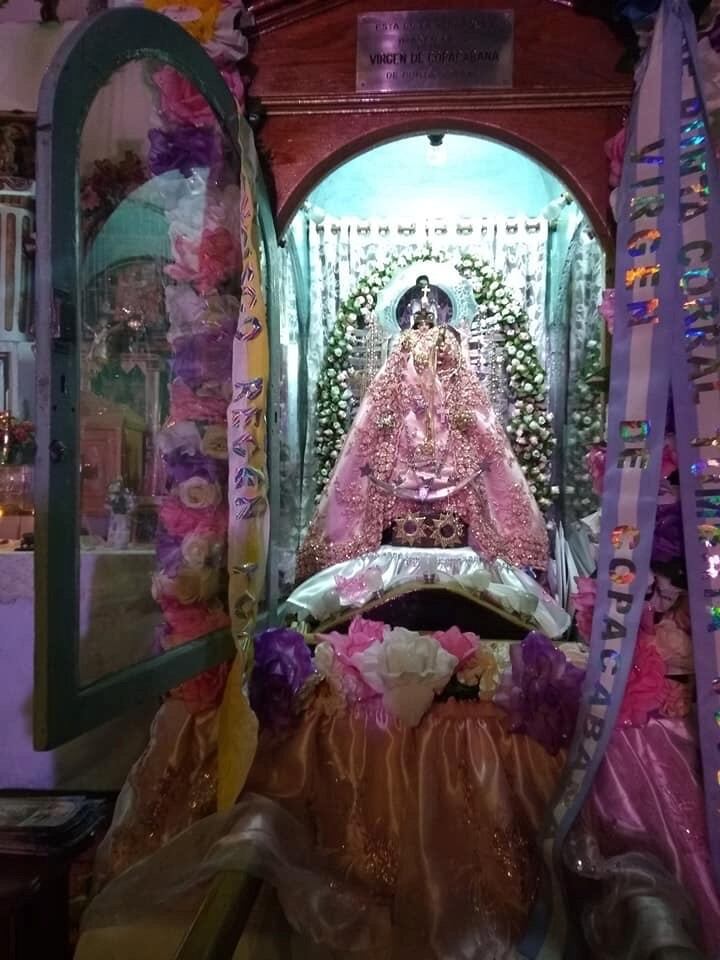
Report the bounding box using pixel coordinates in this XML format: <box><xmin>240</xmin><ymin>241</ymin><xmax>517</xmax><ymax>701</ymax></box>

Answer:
<box><xmin>244</xmin><ymin>0</ymin><xmax>631</xmax><ymax>246</ymax></box>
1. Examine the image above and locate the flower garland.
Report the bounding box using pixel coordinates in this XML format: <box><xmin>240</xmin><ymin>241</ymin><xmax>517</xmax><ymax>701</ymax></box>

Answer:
<box><xmin>143</xmin><ymin>0</ymin><xmax>250</xmax><ymax>713</ymax></box>
<box><xmin>249</xmin><ymin>620</ymin><xmax>584</xmax><ymax>753</ymax></box>
<box><xmin>564</xmin><ymin>334</ymin><xmax>606</xmax><ymax>519</ymax></box>
<box><xmin>314</xmin><ymin>247</ymin><xmax>555</xmax><ymax>510</ymax></box>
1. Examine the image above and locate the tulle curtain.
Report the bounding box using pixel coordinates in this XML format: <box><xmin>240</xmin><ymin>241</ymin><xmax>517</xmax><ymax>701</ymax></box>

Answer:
<box><xmin>299</xmin><ymin>212</ymin><xmax>549</xmax><ymax>531</ymax></box>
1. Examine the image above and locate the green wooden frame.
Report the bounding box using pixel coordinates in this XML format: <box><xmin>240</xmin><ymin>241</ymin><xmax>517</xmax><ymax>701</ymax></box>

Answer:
<box><xmin>34</xmin><ymin>8</ymin><xmax>244</xmax><ymax>749</ymax></box>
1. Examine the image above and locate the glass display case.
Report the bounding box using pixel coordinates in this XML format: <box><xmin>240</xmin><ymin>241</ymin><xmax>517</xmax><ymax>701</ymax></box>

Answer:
<box><xmin>33</xmin><ymin>8</ymin><xmax>262</xmax><ymax>749</ymax></box>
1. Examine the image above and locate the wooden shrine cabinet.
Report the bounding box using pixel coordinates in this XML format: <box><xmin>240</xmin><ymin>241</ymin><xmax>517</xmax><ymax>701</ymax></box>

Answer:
<box><xmin>79</xmin><ymin>393</ymin><xmax>144</xmax><ymax>518</ymax></box>
<box><xmin>244</xmin><ymin>0</ymin><xmax>631</xmax><ymax>244</ymax></box>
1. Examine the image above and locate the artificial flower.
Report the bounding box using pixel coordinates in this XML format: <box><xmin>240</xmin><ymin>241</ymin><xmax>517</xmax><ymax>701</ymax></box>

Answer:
<box><xmin>170</xmin><ymin>381</ymin><xmax>229</xmax><ymax>421</ymax></box>
<box><xmin>605</xmin><ymin>125</ymin><xmax>627</xmax><ymax>189</ymax></box>
<box><xmin>571</xmin><ymin>575</ymin><xmax>597</xmax><ymax>644</ymax></box>
<box><xmin>204</xmin><ymin>0</ymin><xmax>251</xmax><ymax>64</ymax></box>
<box><xmin>433</xmin><ymin>626</ymin><xmax>480</xmax><ymax>665</ymax></box>
<box><xmin>166</xmin><ymin>285</ymin><xmax>240</xmax><ymax>343</ymax></box>
<box><xmin>158</xmin><ymin>419</ymin><xmax>203</xmax><ymax>457</ymax></box>
<box><xmin>177</xmin><ymin>476</ymin><xmax>222</xmax><ymax>511</ymax></box>
<box><xmin>312</xmin><ymin>641</ymin><xmax>377</xmax><ymax>703</ymax></box>
<box><xmin>153</xmin><ymin>565</ymin><xmax>219</xmax><ymax>605</ymax></box>
<box><xmin>318</xmin><ymin>616</ymin><xmax>384</xmax><ymax>666</ymax></box>
<box><xmin>651</xmin><ymin>500</ymin><xmax>684</xmax><ymax>565</ymax></box>
<box><xmin>172</xmin><ymin>661</ymin><xmax>231</xmax><ymax>714</ymax></box>
<box><xmin>166</xmin><ymin>226</ymin><xmax>238</xmax><ymax>295</ymax></box>
<box><xmin>148</xmin><ymin>125</ymin><xmax>220</xmax><ymax>178</ymax></box>
<box><xmin>180</xmin><ymin>531</ymin><xmax>214</xmax><ymax>567</ymax></box>
<box><xmin>202</xmin><ymin>424</ymin><xmax>229</xmax><ymax>459</ymax></box>
<box><xmin>249</xmin><ymin>628</ymin><xmax>314</xmax><ymax>731</ymax></box>
<box><xmin>174</xmin><ymin>565</ymin><xmax>220</xmax><ymax>604</ymax></box>
<box><xmin>172</xmin><ymin>329</ymin><xmax>234</xmax><ymax>389</ymax></box>
<box><xmin>164</xmin><ymin>447</ymin><xmax>225</xmax><ymax>486</ymax></box>
<box><xmin>661</xmin><ymin>678</ymin><xmax>692</xmax><ymax>718</ymax></box>
<box><xmin>599</xmin><ymin>288</ymin><xmax>615</xmax><ymax>335</ymax></box>
<box><xmin>494</xmin><ymin>632</ymin><xmax>585</xmax><ymax>755</ymax></box>
<box><xmin>586</xmin><ymin>444</ymin><xmax>606</xmax><ymax>497</ymax></box>
<box><xmin>456</xmin><ymin>646</ymin><xmax>499</xmax><ymax>696</ymax></box>
<box><xmin>334</xmin><ymin>568</ymin><xmax>384</xmax><ymax>606</ymax></box>
<box><xmin>618</xmin><ymin>629</ymin><xmax>669</xmax><ymax>727</ymax></box>
<box><xmin>154</xmin><ymin>66</ymin><xmax>215</xmax><ymax>125</ymax></box>
<box><xmin>156</xmin><ymin>530</ymin><xmax>184</xmax><ymax>577</ymax></box>
<box><xmin>661</xmin><ymin>439</ymin><xmax>678</xmax><ymax>478</ymax></box>
<box><xmin>351</xmin><ymin>626</ymin><xmax>457</xmax><ymax>727</ymax></box>
<box><xmin>160</xmin><ymin>496</ymin><xmax>227</xmax><ymax>538</ymax></box>
<box><xmin>162</xmin><ymin>600</ymin><xmax>230</xmax><ymax>642</ymax></box>
<box><xmin>655</xmin><ymin>604</ymin><xmax>694</xmax><ymax>675</ymax></box>
<box><xmin>146</xmin><ymin>0</ymin><xmax>222</xmax><ymax>45</ymax></box>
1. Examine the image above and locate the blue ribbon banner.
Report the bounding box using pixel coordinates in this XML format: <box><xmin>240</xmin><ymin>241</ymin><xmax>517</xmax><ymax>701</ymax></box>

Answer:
<box><xmin>521</xmin><ymin>2</ymin><xmax>720</xmax><ymax>955</ymax></box>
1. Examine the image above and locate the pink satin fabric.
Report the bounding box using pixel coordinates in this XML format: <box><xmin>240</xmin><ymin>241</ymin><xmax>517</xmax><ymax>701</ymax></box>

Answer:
<box><xmin>297</xmin><ymin>328</ymin><xmax>548</xmax><ymax>581</ymax></box>
<box><xmin>583</xmin><ymin>717</ymin><xmax>720</xmax><ymax>955</ymax></box>
<box><xmin>87</xmin><ymin>691</ymin><xmax>720</xmax><ymax>957</ymax></box>
<box><xmin>246</xmin><ymin>693</ymin><xmax>565</xmax><ymax>958</ymax></box>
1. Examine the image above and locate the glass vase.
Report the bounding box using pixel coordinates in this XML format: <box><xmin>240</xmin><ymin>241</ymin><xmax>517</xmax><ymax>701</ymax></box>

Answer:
<box><xmin>107</xmin><ymin>512</ymin><xmax>131</xmax><ymax>550</ymax></box>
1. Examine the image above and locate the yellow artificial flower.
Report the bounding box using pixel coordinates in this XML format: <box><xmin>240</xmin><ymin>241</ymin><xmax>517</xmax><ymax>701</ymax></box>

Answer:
<box><xmin>457</xmin><ymin>646</ymin><xmax>499</xmax><ymax>699</ymax></box>
<box><xmin>145</xmin><ymin>0</ymin><xmax>221</xmax><ymax>44</ymax></box>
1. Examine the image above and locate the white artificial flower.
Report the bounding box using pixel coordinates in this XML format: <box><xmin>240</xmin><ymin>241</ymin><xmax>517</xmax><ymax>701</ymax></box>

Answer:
<box><xmin>313</xmin><ymin>641</ymin><xmax>335</xmax><ymax>677</ymax></box>
<box><xmin>351</xmin><ymin>627</ymin><xmax>457</xmax><ymax>727</ymax></box>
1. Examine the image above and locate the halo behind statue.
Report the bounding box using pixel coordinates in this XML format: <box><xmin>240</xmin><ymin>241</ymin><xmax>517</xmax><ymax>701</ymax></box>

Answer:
<box><xmin>375</xmin><ymin>261</ymin><xmax>478</xmax><ymax>335</ymax></box>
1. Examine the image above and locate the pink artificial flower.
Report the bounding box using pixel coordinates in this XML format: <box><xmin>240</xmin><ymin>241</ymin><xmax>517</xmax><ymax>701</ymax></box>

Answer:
<box><xmin>586</xmin><ymin>444</ymin><xmax>606</xmax><ymax>497</ymax></box>
<box><xmin>618</xmin><ymin>627</ymin><xmax>669</xmax><ymax>727</ymax></box>
<box><xmin>599</xmin><ymin>288</ymin><xmax>615</xmax><ymax>335</ymax></box>
<box><xmin>161</xmin><ymin>599</ymin><xmax>230</xmax><ymax>643</ymax></box>
<box><xmin>572</xmin><ymin>576</ymin><xmax>597</xmax><ymax>644</ymax></box>
<box><xmin>655</xmin><ymin>605</ymin><xmax>694</xmax><ymax>674</ymax></box>
<box><xmin>171</xmin><ymin>661</ymin><xmax>231</xmax><ymax>714</ymax></box>
<box><xmin>153</xmin><ymin>65</ymin><xmax>245</xmax><ymax>127</ymax></box>
<box><xmin>160</xmin><ymin>496</ymin><xmax>228</xmax><ymax>538</ymax></box>
<box><xmin>315</xmin><ymin>616</ymin><xmax>385</xmax><ymax>702</ymax></box>
<box><xmin>170</xmin><ymin>381</ymin><xmax>229</xmax><ymax>421</ymax></box>
<box><xmin>433</xmin><ymin>626</ymin><xmax>480</xmax><ymax>665</ymax></box>
<box><xmin>204</xmin><ymin>0</ymin><xmax>252</xmax><ymax>64</ymax></box>
<box><xmin>661</xmin><ymin>678</ymin><xmax>692</xmax><ymax>718</ymax></box>
<box><xmin>321</xmin><ymin>616</ymin><xmax>384</xmax><ymax>665</ymax></box>
<box><xmin>166</xmin><ymin>226</ymin><xmax>239</xmax><ymax>295</ymax></box>
<box><xmin>661</xmin><ymin>438</ymin><xmax>678</xmax><ymax>479</ymax></box>
<box><xmin>605</xmin><ymin>125</ymin><xmax>627</xmax><ymax>189</ymax></box>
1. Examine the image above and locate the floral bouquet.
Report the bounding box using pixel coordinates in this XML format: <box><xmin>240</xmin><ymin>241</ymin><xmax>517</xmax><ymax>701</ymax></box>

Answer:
<box><xmin>0</xmin><ymin>414</ymin><xmax>36</xmax><ymax>466</ymax></box>
<box><xmin>249</xmin><ymin>619</ymin><xmax>587</xmax><ymax>747</ymax></box>
<box><xmin>105</xmin><ymin>477</ymin><xmax>136</xmax><ymax>515</ymax></box>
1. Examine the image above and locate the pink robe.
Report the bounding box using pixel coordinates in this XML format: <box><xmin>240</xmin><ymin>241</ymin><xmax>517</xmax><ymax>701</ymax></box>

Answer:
<box><xmin>298</xmin><ymin>327</ymin><xmax>548</xmax><ymax>581</ymax></box>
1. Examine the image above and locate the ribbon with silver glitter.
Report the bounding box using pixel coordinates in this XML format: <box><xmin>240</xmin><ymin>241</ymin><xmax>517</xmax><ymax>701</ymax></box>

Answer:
<box><xmin>520</xmin><ymin>2</ymin><xmax>720</xmax><ymax>956</ymax></box>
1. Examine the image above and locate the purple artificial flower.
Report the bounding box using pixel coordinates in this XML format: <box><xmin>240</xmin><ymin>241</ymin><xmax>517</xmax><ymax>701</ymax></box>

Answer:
<box><xmin>163</xmin><ymin>447</ymin><xmax>226</xmax><ymax>488</ymax></box>
<box><xmin>148</xmin><ymin>125</ymin><xmax>220</xmax><ymax>178</ymax></box>
<box><xmin>171</xmin><ymin>329</ymin><xmax>233</xmax><ymax>390</ymax></box>
<box><xmin>155</xmin><ymin>530</ymin><xmax>184</xmax><ymax>576</ymax></box>
<box><xmin>249</xmin><ymin>628</ymin><xmax>314</xmax><ymax>731</ymax></box>
<box><xmin>651</xmin><ymin>500</ymin><xmax>684</xmax><ymax>565</ymax></box>
<box><xmin>494</xmin><ymin>632</ymin><xmax>585</xmax><ymax>755</ymax></box>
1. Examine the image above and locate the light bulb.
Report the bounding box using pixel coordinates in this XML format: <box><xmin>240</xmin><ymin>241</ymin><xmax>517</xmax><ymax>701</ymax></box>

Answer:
<box><xmin>426</xmin><ymin>134</ymin><xmax>446</xmax><ymax>168</ymax></box>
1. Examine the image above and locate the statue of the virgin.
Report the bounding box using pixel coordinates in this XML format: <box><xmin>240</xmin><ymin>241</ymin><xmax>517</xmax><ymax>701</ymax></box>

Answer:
<box><xmin>297</xmin><ymin>279</ymin><xmax>548</xmax><ymax>581</ymax></box>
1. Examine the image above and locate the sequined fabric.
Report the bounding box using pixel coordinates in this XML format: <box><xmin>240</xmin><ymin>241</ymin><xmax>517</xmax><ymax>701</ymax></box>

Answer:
<box><xmin>297</xmin><ymin>327</ymin><xmax>548</xmax><ymax>582</ymax></box>
<box><xmin>244</xmin><ymin>691</ymin><xmax>564</xmax><ymax>956</ymax></box>
<box><xmin>92</xmin><ymin>700</ymin><xmax>220</xmax><ymax>890</ymax></box>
